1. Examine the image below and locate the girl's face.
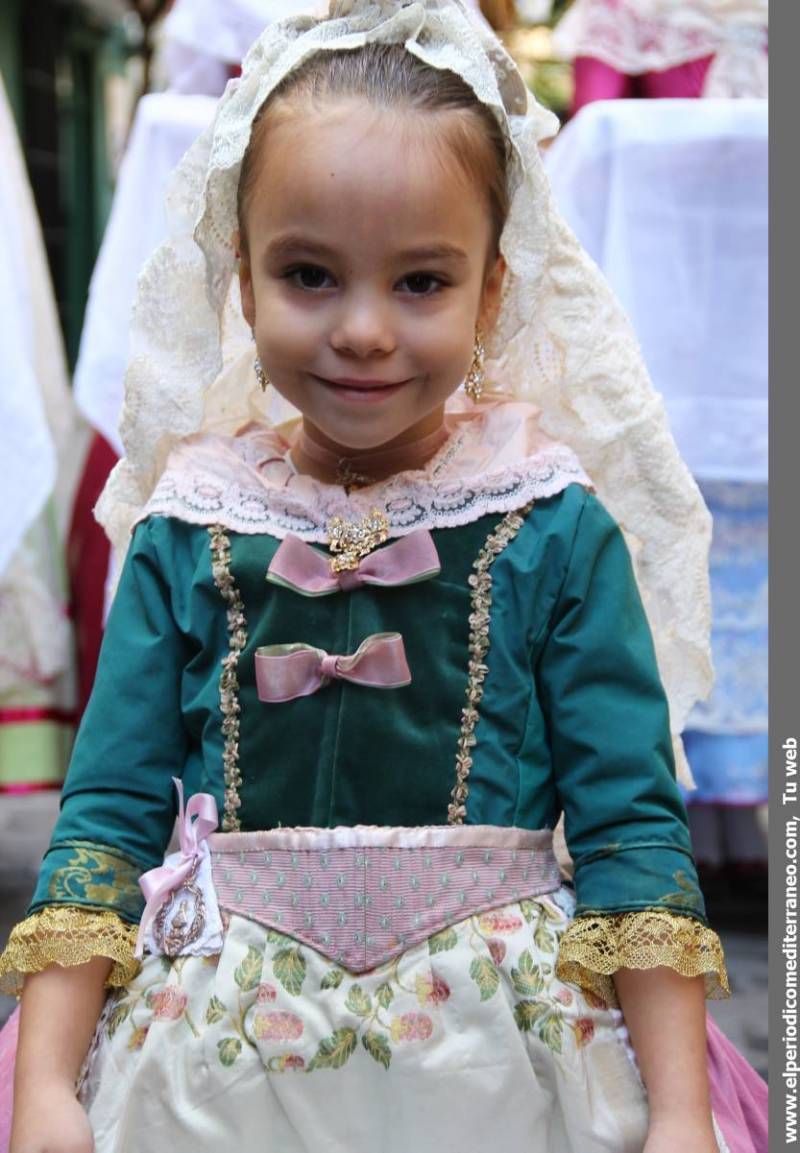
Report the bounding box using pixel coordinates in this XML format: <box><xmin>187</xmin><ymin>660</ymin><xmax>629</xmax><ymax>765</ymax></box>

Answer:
<box><xmin>239</xmin><ymin>98</ymin><xmax>505</xmax><ymax>454</ymax></box>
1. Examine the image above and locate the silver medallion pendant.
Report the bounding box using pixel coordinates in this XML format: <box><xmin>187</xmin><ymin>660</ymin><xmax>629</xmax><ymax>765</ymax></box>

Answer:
<box><xmin>153</xmin><ymin>864</ymin><xmax>207</xmax><ymax>957</ymax></box>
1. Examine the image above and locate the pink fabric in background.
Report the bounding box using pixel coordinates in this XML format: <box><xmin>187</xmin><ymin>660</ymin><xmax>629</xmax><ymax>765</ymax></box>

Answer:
<box><xmin>706</xmin><ymin>1012</ymin><xmax>768</xmax><ymax>1153</ymax></box>
<box><xmin>572</xmin><ymin>53</ymin><xmax>714</xmax><ymax>114</ymax></box>
<box><xmin>0</xmin><ymin>1007</ymin><xmax>18</xmax><ymax>1153</ymax></box>
<box><xmin>0</xmin><ymin>1002</ymin><xmax>767</xmax><ymax>1152</ymax></box>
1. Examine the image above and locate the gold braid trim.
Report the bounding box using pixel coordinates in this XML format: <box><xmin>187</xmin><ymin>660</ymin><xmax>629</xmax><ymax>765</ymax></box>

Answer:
<box><xmin>208</xmin><ymin>524</ymin><xmax>248</xmax><ymax>832</ymax></box>
<box><xmin>448</xmin><ymin>502</ymin><xmax>534</xmax><ymax>824</ymax></box>
<box><xmin>0</xmin><ymin>907</ymin><xmax>140</xmax><ymax>997</ymax></box>
<box><xmin>555</xmin><ymin>909</ymin><xmax>730</xmax><ymax>1008</ymax></box>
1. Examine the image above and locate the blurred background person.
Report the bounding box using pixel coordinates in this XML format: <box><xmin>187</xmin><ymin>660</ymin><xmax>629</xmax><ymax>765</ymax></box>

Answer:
<box><xmin>553</xmin><ymin>0</ymin><xmax>768</xmax><ymax>114</ymax></box>
<box><xmin>0</xmin><ymin>72</ymin><xmax>85</xmax><ymax>798</ymax></box>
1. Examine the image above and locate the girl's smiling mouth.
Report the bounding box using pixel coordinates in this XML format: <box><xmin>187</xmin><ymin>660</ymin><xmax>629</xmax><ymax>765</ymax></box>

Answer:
<box><xmin>314</xmin><ymin>374</ymin><xmax>413</xmax><ymax>401</ymax></box>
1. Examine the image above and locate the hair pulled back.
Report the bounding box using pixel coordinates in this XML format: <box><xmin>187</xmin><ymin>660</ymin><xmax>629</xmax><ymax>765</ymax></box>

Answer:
<box><xmin>237</xmin><ymin>42</ymin><xmax>510</xmax><ymax>256</ymax></box>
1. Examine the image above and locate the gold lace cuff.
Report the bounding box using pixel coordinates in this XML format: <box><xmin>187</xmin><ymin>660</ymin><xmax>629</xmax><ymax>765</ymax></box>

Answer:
<box><xmin>0</xmin><ymin>907</ymin><xmax>140</xmax><ymax>997</ymax></box>
<box><xmin>555</xmin><ymin>909</ymin><xmax>730</xmax><ymax>1007</ymax></box>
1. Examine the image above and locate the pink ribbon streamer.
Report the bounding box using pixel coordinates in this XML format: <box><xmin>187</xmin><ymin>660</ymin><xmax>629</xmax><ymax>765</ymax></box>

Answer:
<box><xmin>255</xmin><ymin>632</ymin><xmax>411</xmax><ymax>703</ymax></box>
<box><xmin>135</xmin><ymin>779</ymin><xmax>218</xmax><ymax>958</ymax></box>
<box><xmin>266</xmin><ymin>530</ymin><xmax>441</xmax><ymax>595</ymax></box>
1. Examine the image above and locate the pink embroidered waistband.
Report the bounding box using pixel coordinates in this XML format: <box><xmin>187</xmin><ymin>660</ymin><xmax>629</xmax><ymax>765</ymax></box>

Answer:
<box><xmin>210</xmin><ymin>825</ymin><xmax>561</xmax><ymax>973</ymax></box>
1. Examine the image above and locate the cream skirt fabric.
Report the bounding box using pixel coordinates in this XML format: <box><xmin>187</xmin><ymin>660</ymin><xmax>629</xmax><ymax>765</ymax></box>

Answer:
<box><xmin>76</xmin><ymin>885</ymin><xmax>704</xmax><ymax>1152</ymax></box>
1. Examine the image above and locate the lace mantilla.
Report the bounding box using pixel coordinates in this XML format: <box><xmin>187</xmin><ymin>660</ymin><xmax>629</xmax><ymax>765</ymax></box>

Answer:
<box><xmin>98</xmin><ymin>0</ymin><xmax>715</xmax><ymax>764</ymax></box>
<box><xmin>555</xmin><ymin>909</ymin><xmax>729</xmax><ymax>1008</ymax></box>
<box><xmin>0</xmin><ymin>906</ymin><xmax>140</xmax><ymax>997</ymax></box>
<box><xmin>141</xmin><ymin>400</ymin><xmax>589</xmax><ymax>541</ymax></box>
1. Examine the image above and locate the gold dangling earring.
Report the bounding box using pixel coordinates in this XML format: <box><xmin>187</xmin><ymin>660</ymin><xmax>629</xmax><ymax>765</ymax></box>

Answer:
<box><xmin>254</xmin><ymin>355</ymin><xmax>269</xmax><ymax>393</ymax></box>
<box><xmin>465</xmin><ymin>328</ymin><xmax>486</xmax><ymax>403</ymax></box>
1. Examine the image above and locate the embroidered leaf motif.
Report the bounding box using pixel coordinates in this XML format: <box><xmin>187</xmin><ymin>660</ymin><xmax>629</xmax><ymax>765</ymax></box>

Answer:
<box><xmin>205</xmin><ymin>995</ymin><xmax>227</xmax><ymax>1025</ymax></box>
<box><xmin>217</xmin><ymin>1037</ymin><xmax>242</xmax><ymax>1066</ymax></box>
<box><xmin>47</xmin><ymin>844</ymin><xmax>143</xmax><ymax>916</ymax></box>
<box><xmin>320</xmin><ymin>967</ymin><xmax>345</xmax><ymax>991</ymax></box>
<box><xmin>273</xmin><ymin>946</ymin><xmax>307</xmax><ymax>996</ymax></box>
<box><xmin>429</xmin><ymin>927</ymin><xmax>458</xmax><ymax>954</ymax></box>
<box><xmin>267</xmin><ymin>929</ymin><xmax>293</xmax><ymax>946</ymax></box>
<box><xmin>469</xmin><ymin>956</ymin><xmax>500</xmax><ymax>1001</ymax></box>
<box><xmin>105</xmin><ymin>1000</ymin><xmax>131</xmax><ymax>1039</ymax></box>
<box><xmin>659</xmin><ymin>870</ymin><xmax>704</xmax><ymax>912</ymax></box>
<box><xmin>511</xmin><ymin>950</ymin><xmax>545</xmax><ymax>996</ymax></box>
<box><xmin>307</xmin><ymin>1027</ymin><xmax>358</xmax><ymax>1071</ymax></box>
<box><xmin>362</xmin><ymin>1031</ymin><xmax>392</xmax><ymax>1070</ymax></box>
<box><xmin>533</xmin><ymin>920</ymin><xmax>556</xmax><ymax>956</ymax></box>
<box><xmin>513</xmin><ymin>1000</ymin><xmax>549</xmax><ymax>1032</ymax></box>
<box><xmin>538</xmin><ymin>1012</ymin><xmax>563</xmax><ymax>1054</ymax></box>
<box><xmin>541</xmin><ymin>902</ymin><xmax>563</xmax><ymax>923</ymax></box>
<box><xmin>345</xmin><ymin>984</ymin><xmax>373</xmax><ymax>1018</ymax></box>
<box><xmin>234</xmin><ymin>945</ymin><xmax>263</xmax><ymax>991</ymax></box>
<box><xmin>376</xmin><ymin>982</ymin><xmax>395</xmax><ymax>1010</ymax></box>
<box><xmin>519</xmin><ymin>899</ymin><xmax>539</xmax><ymax>924</ymax></box>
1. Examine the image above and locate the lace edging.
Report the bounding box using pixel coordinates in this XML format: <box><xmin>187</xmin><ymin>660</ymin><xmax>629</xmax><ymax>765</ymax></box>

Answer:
<box><xmin>0</xmin><ymin>907</ymin><xmax>140</xmax><ymax>997</ymax></box>
<box><xmin>555</xmin><ymin>909</ymin><xmax>730</xmax><ymax>1007</ymax></box>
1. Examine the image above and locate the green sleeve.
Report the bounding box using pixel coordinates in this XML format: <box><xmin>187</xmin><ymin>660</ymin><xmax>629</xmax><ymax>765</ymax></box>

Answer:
<box><xmin>536</xmin><ymin>491</ymin><xmax>706</xmax><ymax>922</ymax></box>
<box><xmin>28</xmin><ymin>517</ymin><xmax>191</xmax><ymax>924</ymax></box>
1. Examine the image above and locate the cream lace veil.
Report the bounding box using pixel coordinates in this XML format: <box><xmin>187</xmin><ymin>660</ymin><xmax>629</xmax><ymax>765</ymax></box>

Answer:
<box><xmin>97</xmin><ymin>0</ymin><xmax>712</xmax><ymax>779</ymax></box>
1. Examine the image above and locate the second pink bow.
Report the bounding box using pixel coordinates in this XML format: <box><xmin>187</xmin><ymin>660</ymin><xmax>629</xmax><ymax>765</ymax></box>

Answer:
<box><xmin>255</xmin><ymin>632</ymin><xmax>411</xmax><ymax>703</ymax></box>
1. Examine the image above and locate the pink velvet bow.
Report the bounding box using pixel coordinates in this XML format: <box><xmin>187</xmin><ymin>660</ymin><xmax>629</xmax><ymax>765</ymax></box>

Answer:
<box><xmin>266</xmin><ymin>530</ymin><xmax>441</xmax><ymax>595</ymax></box>
<box><xmin>135</xmin><ymin>778</ymin><xmax>219</xmax><ymax>958</ymax></box>
<box><xmin>255</xmin><ymin>632</ymin><xmax>411</xmax><ymax>703</ymax></box>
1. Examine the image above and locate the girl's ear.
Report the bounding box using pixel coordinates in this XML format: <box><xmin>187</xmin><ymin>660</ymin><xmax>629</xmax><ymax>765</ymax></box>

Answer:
<box><xmin>479</xmin><ymin>254</ymin><xmax>506</xmax><ymax>334</ymax></box>
<box><xmin>237</xmin><ymin>232</ymin><xmax>256</xmax><ymax>329</ymax></box>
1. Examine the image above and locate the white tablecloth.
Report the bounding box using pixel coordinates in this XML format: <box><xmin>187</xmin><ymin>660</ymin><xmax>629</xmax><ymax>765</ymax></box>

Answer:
<box><xmin>544</xmin><ymin>98</ymin><xmax>767</xmax><ymax>483</ymax></box>
<box><xmin>73</xmin><ymin>94</ymin><xmax>217</xmax><ymax>452</ymax></box>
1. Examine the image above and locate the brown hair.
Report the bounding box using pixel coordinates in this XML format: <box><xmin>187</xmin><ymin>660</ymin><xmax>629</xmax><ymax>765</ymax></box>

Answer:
<box><xmin>237</xmin><ymin>43</ymin><xmax>510</xmax><ymax>256</ymax></box>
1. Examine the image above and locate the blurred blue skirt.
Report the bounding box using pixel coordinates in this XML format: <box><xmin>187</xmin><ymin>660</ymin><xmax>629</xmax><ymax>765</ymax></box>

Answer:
<box><xmin>684</xmin><ymin>481</ymin><xmax>767</xmax><ymax>806</ymax></box>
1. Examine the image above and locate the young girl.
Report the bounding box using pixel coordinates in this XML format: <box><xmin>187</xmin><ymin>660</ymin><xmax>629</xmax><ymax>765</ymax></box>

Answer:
<box><xmin>0</xmin><ymin>2</ymin><xmax>766</xmax><ymax>1150</ymax></box>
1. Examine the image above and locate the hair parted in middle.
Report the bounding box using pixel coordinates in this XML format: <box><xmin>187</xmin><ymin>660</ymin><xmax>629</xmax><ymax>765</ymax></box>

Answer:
<box><xmin>236</xmin><ymin>42</ymin><xmax>511</xmax><ymax>259</ymax></box>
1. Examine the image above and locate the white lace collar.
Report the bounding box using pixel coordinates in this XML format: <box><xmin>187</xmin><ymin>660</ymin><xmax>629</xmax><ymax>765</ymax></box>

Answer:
<box><xmin>141</xmin><ymin>396</ymin><xmax>592</xmax><ymax>540</ymax></box>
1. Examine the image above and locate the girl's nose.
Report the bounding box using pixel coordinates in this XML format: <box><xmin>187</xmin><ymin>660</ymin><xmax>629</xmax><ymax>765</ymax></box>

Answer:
<box><xmin>329</xmin><ymin>299</ymin><xmax>396</xmax><ymax>359</ymax></box>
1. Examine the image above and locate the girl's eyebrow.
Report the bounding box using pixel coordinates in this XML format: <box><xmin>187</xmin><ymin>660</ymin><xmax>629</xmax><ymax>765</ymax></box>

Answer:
<box><xmin>266</xmin><ymin>233</ymin><xmax>469</xmax><ymax>265</ymax></box>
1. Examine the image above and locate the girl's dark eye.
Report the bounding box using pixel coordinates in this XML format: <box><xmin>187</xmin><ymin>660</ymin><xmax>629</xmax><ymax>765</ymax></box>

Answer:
<box><xmin>400</xmin><ymin>273</ymin><xmax>442</xmax><ymax>296</ymax></box>
<box><xmin>288</xmin><ymin>265</ymin><xmax>334</xmax><ymax>290</ymax></box>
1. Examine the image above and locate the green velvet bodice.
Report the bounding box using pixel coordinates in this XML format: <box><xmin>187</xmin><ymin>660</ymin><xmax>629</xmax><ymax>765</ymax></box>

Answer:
<box><xmin>31</xmin><ymin>484</ymin><xmax>704</xmax><ymax>926</ymax></box>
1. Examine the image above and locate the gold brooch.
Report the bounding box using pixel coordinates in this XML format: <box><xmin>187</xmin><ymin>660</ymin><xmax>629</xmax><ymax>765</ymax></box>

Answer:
<box><xmin>327</xmin><ymin>508</ymin><xmax>390</xmax><ymax>573</ymax></box>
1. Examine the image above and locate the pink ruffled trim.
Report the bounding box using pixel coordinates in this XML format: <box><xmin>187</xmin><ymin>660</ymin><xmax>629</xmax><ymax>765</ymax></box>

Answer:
<box><xmin>139</xmin><ymin>398</ymin><xmax>592</xmax><ymax>541</ymax></box>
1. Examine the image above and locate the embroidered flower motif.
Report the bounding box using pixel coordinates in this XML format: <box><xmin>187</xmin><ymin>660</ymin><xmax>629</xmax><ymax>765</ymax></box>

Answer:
<box><xmin>415</xmin><ymin>972</ymin><xmax>451</xmax><ymax>1006</ymax></box>
<box><xmin>150</xmin><ymin>987</ymin><xmax>188</xmax><ymax>1020</ymax></box>
<box><xmin>574</xmin><ymin>1017</ymin><xmax>595</xmax><ymax>1048</ymax></box>
<box><xmin>486</xmin><ymin>938</ymin><xmax>507</xmax><ymax>966</ymax></box>
<box><xmin>554</xmin><ymin>987</ymin><xmax>574</xmax><ymax>1007</ymax></box>
<box><xmin>390</xmin><ymin>1012</ymin><xmax>434</xmax><ymax>1042</ymax></box>
<box><xmin>253</xmin><ymin>1011</ymin><xmax>304</xmax><ymax>1042</ymax></box>
<box><xmin>256</xmin><ymin>982</ymin><xmax>278</xmax><ymax>1004</ymax></box>
<box><xmin>279</xmin><ymin>1054</ymin><xmax>306</xmax><ymax>1071</ymax></box>
<box><xmin>478</xmin><ymin>912</ymin><xmax>523</xmax><ymax>935</ymax></box>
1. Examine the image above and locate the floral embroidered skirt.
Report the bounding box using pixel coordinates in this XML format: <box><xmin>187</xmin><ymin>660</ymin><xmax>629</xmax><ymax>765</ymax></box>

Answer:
<box><xmin>80</xmin><ymin>887</ymin><xmax>706</xmax><ymax>1153</ymax></box>
<box><xmin>74</xmin><ymin>823</ymin><xmax>738</xmax><ymax>1152</ymax></box>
